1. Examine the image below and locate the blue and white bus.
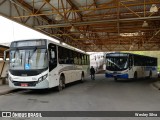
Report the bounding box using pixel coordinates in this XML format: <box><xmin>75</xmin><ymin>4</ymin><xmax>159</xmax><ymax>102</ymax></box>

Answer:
<box><xmin>4</xmin><ymin>39</ymin><xmax>90</xmax><ymax>90</ymax></box>
<box><xmin>105</xmin><ymin>52</ymin><xmax>157</xmax><ymax>81</ymax></box>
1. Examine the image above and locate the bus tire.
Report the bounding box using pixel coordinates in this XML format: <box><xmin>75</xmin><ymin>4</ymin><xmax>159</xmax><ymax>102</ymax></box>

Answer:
<box><xmin>114</xmin><ymin>77</ymin><xmax>118</xmax><ymax>81</ymax></box>
<box><xmin>134</xmin><ymin>72</ymin><xmax>137</xmax><ymax>80</ymax></box>
<box><xmin>80</xmin><ymin>72</ymin><xmax>85</xmax><ymax>83</ymax></box>
<box><xmin>57</xmin><ymin>75</ymin><xmax>65</xmax><ymax>91</ymax></box>
<box><xmin>149</xmin><ymin>71</ymin><xmax>152</xmax><ymax>79</ymax></box>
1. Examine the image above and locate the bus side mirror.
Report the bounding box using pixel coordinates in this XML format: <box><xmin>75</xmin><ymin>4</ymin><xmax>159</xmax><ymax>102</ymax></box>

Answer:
<box><xmin>4</xmin><ymin>49</ymin><xmax>9</xmax><ymax>62</ymax></box>
<box><xmin>129</xmin><ymin>65</ymin><xmax>131</xmax><ymax>69</ymax></box>
<box><xmin>103</xmin><ymin>64</ymin><xmax>106</xmax><ymax>70</ymax></box>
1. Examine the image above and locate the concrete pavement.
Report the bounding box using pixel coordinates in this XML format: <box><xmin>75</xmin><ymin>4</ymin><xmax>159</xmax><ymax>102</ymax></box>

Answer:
<box><xmin>152</xmin><ymin>79</ymin><xmax>160</xmax><ymax>90</ymax></box>
<box><xmin>0</xmin><ymin>84</ymin><xmax>15</xmax><ymax>95</ymax></box>
<box><xmin>1</xmin><ymin>74</ymin><xmax>160</xmax><ymax>120</ymax></box>
<box><xmin>0</xmin><ymin>78</ymin><xmax>16</xmax><ymax>95</ymax></box>
<box><xmin>0</xmin><ymin>75</ymin><xmax>160</xmax><ymax>95</ymax></box>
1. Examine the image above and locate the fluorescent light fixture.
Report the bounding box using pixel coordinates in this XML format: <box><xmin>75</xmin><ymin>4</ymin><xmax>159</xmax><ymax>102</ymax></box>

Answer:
<box><xmin>150</xmin><ymin>4</ymin><xmax>158</xmax><ymax>13</ymax></box>
<box><xmin>80</xmin><ymin>34</ymin><xmax>84</xmax><ymax>38</ymax></box>
<box><xmin>142</xmin><ymin>21</ymin><xmax>148</xmax><ymax>27</ymax></box>
<box><xmin>70</xmin><ymin>26</ymin><xmax>77</xmax><ymax>32</ymax></box>
<box><xmin>86</xmin><ymin>33</ymin><xmax>89</xmax><ymax>37</ymax></box>
<box><xmin>55</xmin><ymin>14</ymin><xmax>62</xmax><ymax>21</ymax></box>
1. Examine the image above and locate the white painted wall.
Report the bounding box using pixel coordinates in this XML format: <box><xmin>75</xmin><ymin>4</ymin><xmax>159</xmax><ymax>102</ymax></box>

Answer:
<box><xmin>90</xmin><ymin>52</ymin><xmax>105</xmax><ymax>71</ymax></box>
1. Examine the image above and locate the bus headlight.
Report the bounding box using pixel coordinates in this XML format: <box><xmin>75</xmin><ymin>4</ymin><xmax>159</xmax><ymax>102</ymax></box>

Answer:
<box><xmin>8</xmin><ymin>76</ymin><xmax>13</xmax><ymax>82</ymax></box>
<box><xmin>38</xmin><ymin>74</ymin><xmax>48</xmax><ymax>83</ymax></box>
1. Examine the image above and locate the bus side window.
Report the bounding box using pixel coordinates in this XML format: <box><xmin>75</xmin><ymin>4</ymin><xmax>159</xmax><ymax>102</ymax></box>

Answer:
<box><xmin>51</xmin><ymin>51</ymin><xmax>55</xmax><ymax>59</ymax></box>
<box><xmin>74</xmin><ymin>52</ymin><xmax>78</xmax><ymax>64</ymax></box>
<box><xmin>50</xmin><ymin>50</ymin><xmax>55</xmax><ymax>63</ymax></box>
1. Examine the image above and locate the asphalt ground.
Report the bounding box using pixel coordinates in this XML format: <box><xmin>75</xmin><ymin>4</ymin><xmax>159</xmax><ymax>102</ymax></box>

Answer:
<box><xmin>0</xmin><ymin>74</ymin><xmax>160</xmax><ymax>120</ymax></box>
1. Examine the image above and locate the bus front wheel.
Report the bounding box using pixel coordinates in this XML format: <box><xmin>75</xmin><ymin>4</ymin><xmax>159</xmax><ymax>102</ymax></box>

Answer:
<box><xmin>57</xmin><ymin>76</ymin><xmax>65</xmax><ymax>91</ymax></box>
<box><xmin>134</xmin><ymin>72</ymin><xmax>137</xmax><ymax>80</ymax></box>
<box><xmin>149</xmin><ymin>71</ymin><xmax>152</xmax><ymax>79</ymax></box>
<box><xmin>80</xmin><ymin>73</ymin><xmax>85</xmax><ymax>83</ymax></box>
<box><xmin>114</xmin><ymin>77</ymin><xmax>118</xmax><ymax>81</ymax></box>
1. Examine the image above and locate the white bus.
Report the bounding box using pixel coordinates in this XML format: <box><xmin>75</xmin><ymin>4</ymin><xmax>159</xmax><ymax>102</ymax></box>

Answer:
<box><xmin>4</xmin><ymin>39</ymin><xmax>90</xmax><ymax>90</ymax></box>
<box><xmin>105</xmin><ymin>52</ymin><xmax>157</xmax><ymax>81</ymax></box>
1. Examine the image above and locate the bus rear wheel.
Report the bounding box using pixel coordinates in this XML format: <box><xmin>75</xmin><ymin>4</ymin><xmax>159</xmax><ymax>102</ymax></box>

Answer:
<box><xmin>80</xmin><ymin>73</ymin><xmax>85</xmax><ymax>83</ymax></box>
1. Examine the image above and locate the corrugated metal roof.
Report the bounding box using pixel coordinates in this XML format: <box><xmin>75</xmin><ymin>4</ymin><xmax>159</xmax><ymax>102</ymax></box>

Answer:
<box><xmin>1</xmin><ymin>0</ymin><xmax>160</xmax><ymax>51</ymax></box>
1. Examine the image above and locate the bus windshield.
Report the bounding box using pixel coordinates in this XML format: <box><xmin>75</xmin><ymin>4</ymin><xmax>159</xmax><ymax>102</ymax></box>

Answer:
<box><xmin>10</xmin><ymin>48</ymin><xmax>48</xmax><ymax>70</ymax></box>
<box><xmin>106</xmin><ymin>57</ymin><xmax>128</xmax><ymax>71</ymax></box>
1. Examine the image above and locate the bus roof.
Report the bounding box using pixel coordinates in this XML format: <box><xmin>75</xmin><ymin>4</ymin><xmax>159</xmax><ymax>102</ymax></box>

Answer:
<box><xmin>10</xmin><ymin>39</ymin><xmax>89</xmax><ymax>55</ymax></box>
<box><xmin>106</xmin><ymin>52</ymin><xmax>157</xmax><ymax>59</ymax></box>
<box><xmin>47</xmin><ymin>39</ymin><xmax>89</xmax><ymax>55</ymax></box>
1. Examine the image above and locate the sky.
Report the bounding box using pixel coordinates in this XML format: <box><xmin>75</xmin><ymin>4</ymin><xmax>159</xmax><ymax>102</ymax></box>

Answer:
<box><xmin>0</xmin><ymin>16</ymin><xmax>59</xmax><ymax>45</ymax></box>
<box><xmin>0</xmin><ymin>16</ymin><xmax>96</xmax><ymax>54</ymax></box>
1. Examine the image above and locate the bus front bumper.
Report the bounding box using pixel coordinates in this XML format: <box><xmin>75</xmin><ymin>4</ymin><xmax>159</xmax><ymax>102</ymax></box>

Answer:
<box><xmin>105</xmin><ymin>73</ymin><xmax>129</xmax><ymax>79</ymax></box>
<box><xmin>9</xmin><ymin>79</ymin><xmax>49</xmax><ymax>89</ymax></box>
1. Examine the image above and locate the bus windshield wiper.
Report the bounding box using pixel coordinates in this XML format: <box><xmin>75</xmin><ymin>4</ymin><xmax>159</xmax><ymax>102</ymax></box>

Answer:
<box><xmin>107</xmin><ymin>59</ymin><xmax>121</xmax><ymax>69</ymax></box>
<box><xmin>33</xmin><ymin>47</ymin><xmax>37</xmax><ymax>52</ymax></box>
<box><xmin>27</xmin><ymin>47</ymin><xmax>37</xmax><ymax>64</ymax></box>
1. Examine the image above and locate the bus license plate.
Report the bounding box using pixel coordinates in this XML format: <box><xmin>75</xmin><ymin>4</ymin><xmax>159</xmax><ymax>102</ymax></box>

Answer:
<box><xmin>113</xmin><ymin>74</ymin><xmax>117</xmax><ymax>77</ymax></box>
<box><xmin>21</xmin><ymin>83</ymin><xmax>28</xmax><ymax>87</ymax></box>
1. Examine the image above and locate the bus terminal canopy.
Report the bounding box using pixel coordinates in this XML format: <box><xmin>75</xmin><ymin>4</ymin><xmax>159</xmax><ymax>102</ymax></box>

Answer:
<box><xmin>0</xmin><ymin>0</ymin><xmax>160</xmax><ymax>52</ymax></box>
